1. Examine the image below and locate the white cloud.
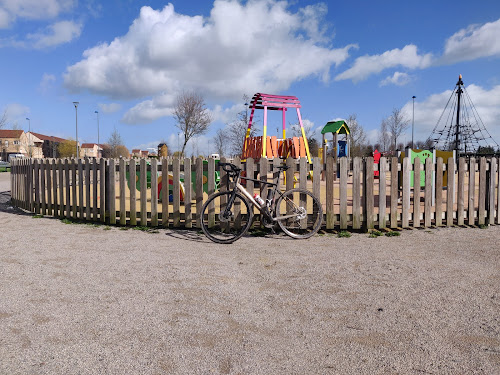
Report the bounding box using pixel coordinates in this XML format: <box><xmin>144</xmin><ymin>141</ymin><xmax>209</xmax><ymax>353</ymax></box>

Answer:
<box><xmin>27</xmin><ymin>20</ymin><xmax>81</xmax><ymax>48</ymax></box>
<box><xmin>379</xmin><ymin>71</ymin><xmax>412</xmax><ymax>87</ymax></box>
<box><xmin>0</xmin><ymin>0</ymin><xmax>75</xmax><ymax>27</ymax></box>
<box><xmin>441</xmin><ymin>18</ymin><xmax>500</xmax><ymax>64</ymax></box>
<box><xmin>336</xmin><ymin>45</ymin><xmax>433</xmax><ymax>82</ymax></box>
<box><xmin>39</xmin><ymin>72</ymin><xmax>56</xmax><ymax>92</ymax></box>
<box><xmin>98</xmin><ymin>102</ymin><xmax>122</xmax><ymax>114</ymax></box>
<box><xmin>401</xmin><ymin>83</ymin><xmax>500</xmax><ymax>145</ymax></box>
<box><xmin>64</xmin><ymin>1</ymin><xmax>356</xmax><ymax>124</ymax></box>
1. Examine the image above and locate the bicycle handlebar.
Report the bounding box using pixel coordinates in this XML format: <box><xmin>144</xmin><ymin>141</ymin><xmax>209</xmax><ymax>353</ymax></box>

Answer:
<box><xmin>218</xmin><ymin>162</ymin><xmax>240</xmax><ymax>174</ymax></box>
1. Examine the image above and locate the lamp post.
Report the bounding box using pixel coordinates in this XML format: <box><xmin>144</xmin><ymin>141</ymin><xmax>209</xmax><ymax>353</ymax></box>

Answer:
<box><xmin>412</xmin><ymin>96</ymin><xmax>416</xmax><ymax>149</ymax></box>
<box><xmin>73</xmin><ymin>102</ymin><xmax>79</xmax><ymax>157</ymax></box>
<box><xmin>94</xmin><ymin>110</ymin><xmax>100</xmax><ymax>146</ymax></box>
<box><xmin>26</xmin><ymin>117</ymin><xmax>31</xmax><ymax>157</ymax></box>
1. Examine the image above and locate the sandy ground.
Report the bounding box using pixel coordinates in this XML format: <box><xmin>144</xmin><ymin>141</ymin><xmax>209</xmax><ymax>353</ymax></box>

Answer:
<box><xmin>1</xmin><ymin>171</ymin><xmax>500</xmax><ymax>374</ymax></box>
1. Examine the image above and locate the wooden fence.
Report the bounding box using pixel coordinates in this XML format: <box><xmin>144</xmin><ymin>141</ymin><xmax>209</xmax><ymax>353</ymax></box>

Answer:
<box><xmin>10</xmin><ymin>156</ymin><xmax>500</xmax><ymax>230</ymax></box>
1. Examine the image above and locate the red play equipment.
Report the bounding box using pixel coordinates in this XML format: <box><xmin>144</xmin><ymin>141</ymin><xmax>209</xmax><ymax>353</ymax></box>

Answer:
<box><xmin>241</xmin><ymin>93</ymin><xmax>312</xmax><ymax>163</ymax></box>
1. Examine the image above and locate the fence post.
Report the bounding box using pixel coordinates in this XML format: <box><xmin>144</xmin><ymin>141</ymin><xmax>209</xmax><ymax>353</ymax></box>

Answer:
<box><xmin>435</xmin><ymin>158</ymin><xmax>443</xmax><ymax>226</ymax></box>
<box><xmin>364</xmin><ymin>157</ymin><xmax>375</xmax><ymax>231</ymax></box>
<box><xmin>457</xmin><ymin>158</ymin><xmax>465</xmax><ymax>226</ymax></box>
<box><xmin>65</xmin><ymin>159</ymin><xmax>70</xmax><ymax>219</ymax></box>
<box><xmin>100</xmin><ymin>158</ymin><xmax>106</xmax><ymax>223</ymax></box>
<box><xmin>468</xmin><ymin>158</ymin><xmax>475</xmax><ymax>226</ymax></box>
<box><xmin>109</xmin><ymin>159</ymin><xmax>116</xmax><ymax>225</ymax></box>
<box><xmin>85</xmin><ymin>158</ymin><xmax>91</xmax><ymax>220</ymax></box>
<box><xmin>379</xmin><ymin>157</ymin><xmax>387</xmax><ymax>229</ymax></box>
<box><xmin>78</xmin><ymin>159</ymin><xmax>84</xmax><ymax>219</ymax></box>
<box><xmin>129</xmin><ymin>159</ymin><xmax>137</xmax><ymax>226</ymax></box>
<box><xmin>446</xmin><ymin>157</ymin><xmax>455</xmax><ymax>226</ymax></box>
<box><xmin>161</xmin><ymin>158</ymin><xmax>169</xmax><ymax>228</ymax></box>
<box><xmin>92</xmin><ymin>159</ymin><xmax>98</xmax><ymax>220</ymax></box>
<box><xmin>40</xmin><ymin>159</ymin><xmax>46</xmax><ymax>215</ymax></box>
<box><xmin>424</xmin><ymin>157</ymin><xmax>432</xmax><ymax>227</ymax></box>
<box><xmin>478</xmin><ymin>157</ymin><xmax>486</xmax><ymax>226</ymax></box>
<box><xmin>497</xmin><ymin>157</ymin><xmax>500</xmax><ymax>225</ymax></box>
<box><xmin>172</xmin><ymin>158</ymin><xmax>181</xmax><ymax>227</ymax></box>
<box><xmin>413</xmin><ymin>157</ymin><xmax>421</xmax><ymax>228</ymax></box>
<box><xmin>390</xmin><ymin>157</ymin><xmax>399</xmax><ymax>228</ymax></box>
<box><xmin>207</xmin><ymin>157</ymin><xmax>215</xmax><ymax>228</ymax></box>
<box><xmin>260</xmin><ymin>158</ymin><xmax>269</xmax><ymax>228</ymax></box>
<box><xmin>34</xmin><ymin>159</ymin><xmax>40</xmax><ymax>214</ymax></box>
<box><xmin>352</xmin><ymin>157</ymin><xmax>361</xmax><ymax>230</ymax></box>
<box><xmin>195</xmin><ymin>157</ymin><xmax>204</xmax><ymax>228</ymax></box>
<box><xmin>140</xmin><ymin>158</ymin><xmax>147</xmax><ymax>226</ymax></box>
<box><xmin>184</xmin><ymin>157</ymin><xmax>192</xmax><ymax>228</ymax></box>
<box><xmin>52</xmin><ymin>159</ymin><xmax>58</xmax><ymax>217</ymax></box>
<box><xmin>58</xmin><ymin>159</ymin><xmax>64</xmax><ymax>218</ymax></box>
<box><xmin>326</xmin><ymin>156</ymin><xmax>335</xmax><ymax>230</ymax></box>
<box><xmin>339</xmin><ymin>157</ymin><xmax>348</xmax><ymax>230</ymax></box>
<box><xmin>488</xmin><ymin>158</ymin><xmax>496</xmax><ymax>225</ymax></box>
<box><xmin>313</xmin><ymin>157</ymin><xmax>321</xmax><ymax>214</ymax></box>
<box><xmin>151</xmin><ymin>158</ymin><xmax>158</xmax><ymax>227</ymax></box>
<box><xmin>119</xmin><ymin>158</ymin><xmax>127</xmax><ymax>225</ymax></box>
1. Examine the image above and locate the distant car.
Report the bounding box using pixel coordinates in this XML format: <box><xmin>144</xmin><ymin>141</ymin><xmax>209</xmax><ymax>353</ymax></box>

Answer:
<box><xmin>0</xmin><ymin>161</ymin><xmax>9</xmax><ymax>167</ymax></box>
<box><xmin>8</xmin><ymin>154</ymin><xmax>24</xmax><ymax>162</ymax></box>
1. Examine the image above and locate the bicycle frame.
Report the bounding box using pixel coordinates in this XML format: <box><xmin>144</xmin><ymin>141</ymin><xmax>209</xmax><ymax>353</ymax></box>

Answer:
<box><xmin>224</xmin><ymin>170</ymin><xmax>299</xmax><ymax>222</ymax></box>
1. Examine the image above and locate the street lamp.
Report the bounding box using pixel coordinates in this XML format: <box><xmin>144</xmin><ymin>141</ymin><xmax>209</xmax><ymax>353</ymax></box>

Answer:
<box><xmin>26</xmin><ymin>117</ymin><xmax>31</xmax><ymax>157</ymax></box>
<box><xmin>412</xmin><ymin>96</ymin><xmax>416</xmax><ymax>149</ymax></box>
<box><xmin>94</xmin><ymin>110</ymin><xmax>100</xmax><ymax>146</ymax></box>
<box><xmin>73</xmin><ymin>102</ymin><xmax>79</xmax><ymax>157</ymax></box>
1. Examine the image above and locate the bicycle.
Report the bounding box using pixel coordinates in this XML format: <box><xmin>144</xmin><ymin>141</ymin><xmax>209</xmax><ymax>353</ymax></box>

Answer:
<box><xmin>201</xmin><ymin>162</ymin><xmax>323</xmax><ymax>244</ymax></box>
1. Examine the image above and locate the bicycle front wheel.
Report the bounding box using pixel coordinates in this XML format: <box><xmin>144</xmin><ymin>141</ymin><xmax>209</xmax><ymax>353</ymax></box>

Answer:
<box><xmin>201</xmin><ymin>191</ymin><xmax>253</xmax><ymax>244</ymax></box>
<box><xmin>276</xmin><ymin>188</ymin><xmax>323</xmax><ymax>239</ymax></box>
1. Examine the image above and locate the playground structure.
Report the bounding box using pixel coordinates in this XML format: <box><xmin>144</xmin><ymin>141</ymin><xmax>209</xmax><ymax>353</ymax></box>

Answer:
<box><xmin>429</xmin><ymin>74</ymin><xmax>498</xmax><ymax>156</ymax></box>
<box><xmin>126</xmin><ymin>160</ymin><xmax>220</xmax><ymax>202</ymax></box>
<box><xmin>242</xmin><ymin>93</ymin><xmax>312</xmax><ymax>163</ymax></box>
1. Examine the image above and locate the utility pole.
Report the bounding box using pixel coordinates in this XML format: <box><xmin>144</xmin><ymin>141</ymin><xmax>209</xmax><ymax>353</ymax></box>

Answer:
<box><xmin>73</xmin><ymin>102</ymin><xmax>79</xmax><ymax>157</ymax></box>
<box><xmin>455</xmin><ymin>75</ymin><xmax>463</xmax><ymax>158</ymax></box>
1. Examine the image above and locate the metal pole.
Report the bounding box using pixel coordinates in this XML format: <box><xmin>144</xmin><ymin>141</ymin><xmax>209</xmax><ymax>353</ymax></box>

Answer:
<box><xmin>455</xmin><ymin>75</ymin><xmax>463</xmax><ymax>158</ymax></box>
<box><xmin>95</xmin><ymin>110</ymin><xmax>99</xmax><ymax>147</ymax></box>
<box><xmin>26</xmin><ymin>117</ymin><xmax>31</xmax><ymax>157</ymax></box>
<box><xmin>73</xmin><ymin>102</ymin><xmax>79</xmax><ymax>157</ymax></box>
<box><xmin>412</xmin><ymin>96</ymin><xmax>416</xmax><ymax>149</ymax></box>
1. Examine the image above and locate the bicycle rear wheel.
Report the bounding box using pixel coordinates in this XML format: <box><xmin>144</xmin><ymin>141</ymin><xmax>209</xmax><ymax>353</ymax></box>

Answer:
<box><xmin>275</xmin><ymin>188</ymin><xmax>323</xmax><ymax>239</ymax></box>
<box><xmin>201</xmin><ymin>191</ymin><xmax>253</xmax><ymax>244</ymax></box>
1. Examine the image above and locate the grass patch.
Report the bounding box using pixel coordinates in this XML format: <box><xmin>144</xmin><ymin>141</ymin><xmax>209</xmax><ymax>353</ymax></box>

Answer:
<box><xmin>338</xmin><ymin>230</ymin><xmax>351</xmax><ymax>238</ymax></box>
<box><xmin>32</xmin><ymin>214</ymin><xmax>44</xmax><ymax>219</ymax></box>
<box><xmin>479</xmin><ymin>224</ymin><xmax>488</xmax><ymax>229</ymax></box>
<box><xmin>249</xmin><ymin>228</ymin><xmax>269</xmax><ymax>237</ymax></box>
<box><xmin>119</xmin><ymin>226</ymin><xmax>130</xmax><ymax>231</ymax></box>
<box><xmin>369</xmin><ymin>230</ymin><xmax>383</xmax><ymax>238</ymax></box>
<box><xmin>103</xmin><ymin>226</ymin><xmax>112</xmax><ymax>231</ymax></box>
<box><xmin>385</xmin><ymin>231</ymin><xmax>401</xmax><ymax>237</ymax></box>
<box><xmin>60</xmin><ymin>218</ymin><xmax>76</xmax><ymax>224</ymax></box>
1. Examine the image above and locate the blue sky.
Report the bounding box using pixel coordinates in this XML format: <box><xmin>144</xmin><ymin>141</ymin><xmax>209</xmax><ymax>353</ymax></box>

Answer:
<box><xmin>1</xmin><ymin>0</ymin><xmax>500</xmax><ymax>155</ymax></box>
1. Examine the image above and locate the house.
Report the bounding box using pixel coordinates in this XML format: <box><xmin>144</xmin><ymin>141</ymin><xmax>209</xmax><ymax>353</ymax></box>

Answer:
<box><xmin>28</xmin><ymin>132</ymin><xmax>68</xmax><ymax>158</ymax></box>
<box><xmin>141</xmin><ymin>150</ymin><xmax>149</xmax><ymax>157</ymax></box>
<box><xmin>0</xmin><ymin>130</ymin><xmax>43</xmax><ymax>160</ymax></box>
<box><xmin>131</xmin><ymin>149</ymin><xmax>141</xmax><ymax>157</ymax></box>
<box><xmin>81</xmin><ymin>143</ymin><xmax>103</xmax><ymax>158</ymax></box>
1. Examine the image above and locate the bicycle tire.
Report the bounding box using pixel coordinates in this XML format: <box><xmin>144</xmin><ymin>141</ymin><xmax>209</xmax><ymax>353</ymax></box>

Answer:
<box><xmin>201</xmin><ymin>191</ymin><xmax>253</xmax><ymax>244</ymax></box>
<box><xmin>275</xmin><ymin>188</ymin><xmax>323</xmax><ymax>239</ymax></box>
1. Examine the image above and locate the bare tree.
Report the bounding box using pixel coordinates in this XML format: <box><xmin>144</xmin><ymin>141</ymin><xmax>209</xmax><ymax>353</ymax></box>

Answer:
<box><xmin>227</xmin><ymin>95</ymin><xmax>258</xmax><ymax>157</ymax></box>
<box><xmin>378</xmin><ymin>119</ymin><xmax>391</xmax><ymax>152</ymax></box>
<box><xmin>213</xmin><ymin>128</ymin><xmax>226</xmax><ymax>157</ymax></box>
<box><xmin>0</xmin><ymin>110</ymin><xmax>7</xmax><ymax>129</ymax></box>
<box><xmin>385</xmin><ymin>108</ymin><xmax>410</xmax><ymax>150</ymax></box>
<box><xmin>174</xmin><ymin>91</ymin><xmax>212</xmax><ymax>156</ymax></box>
<box><xmin>107</xmin><ymin>127</ymin><xmax>125</xmax><ymax>158</ymax></box>
<box><xmin>345</xmin><ymin>114</ymin><xmax>367</xmax><ymax>157</ymax></box>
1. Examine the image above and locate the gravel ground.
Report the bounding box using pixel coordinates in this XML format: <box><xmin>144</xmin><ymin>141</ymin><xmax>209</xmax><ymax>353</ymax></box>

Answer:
<box><xmin>1</xmin><ymin>172</ymin><xmax>499</xmax><ymax>374</ymax></box>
